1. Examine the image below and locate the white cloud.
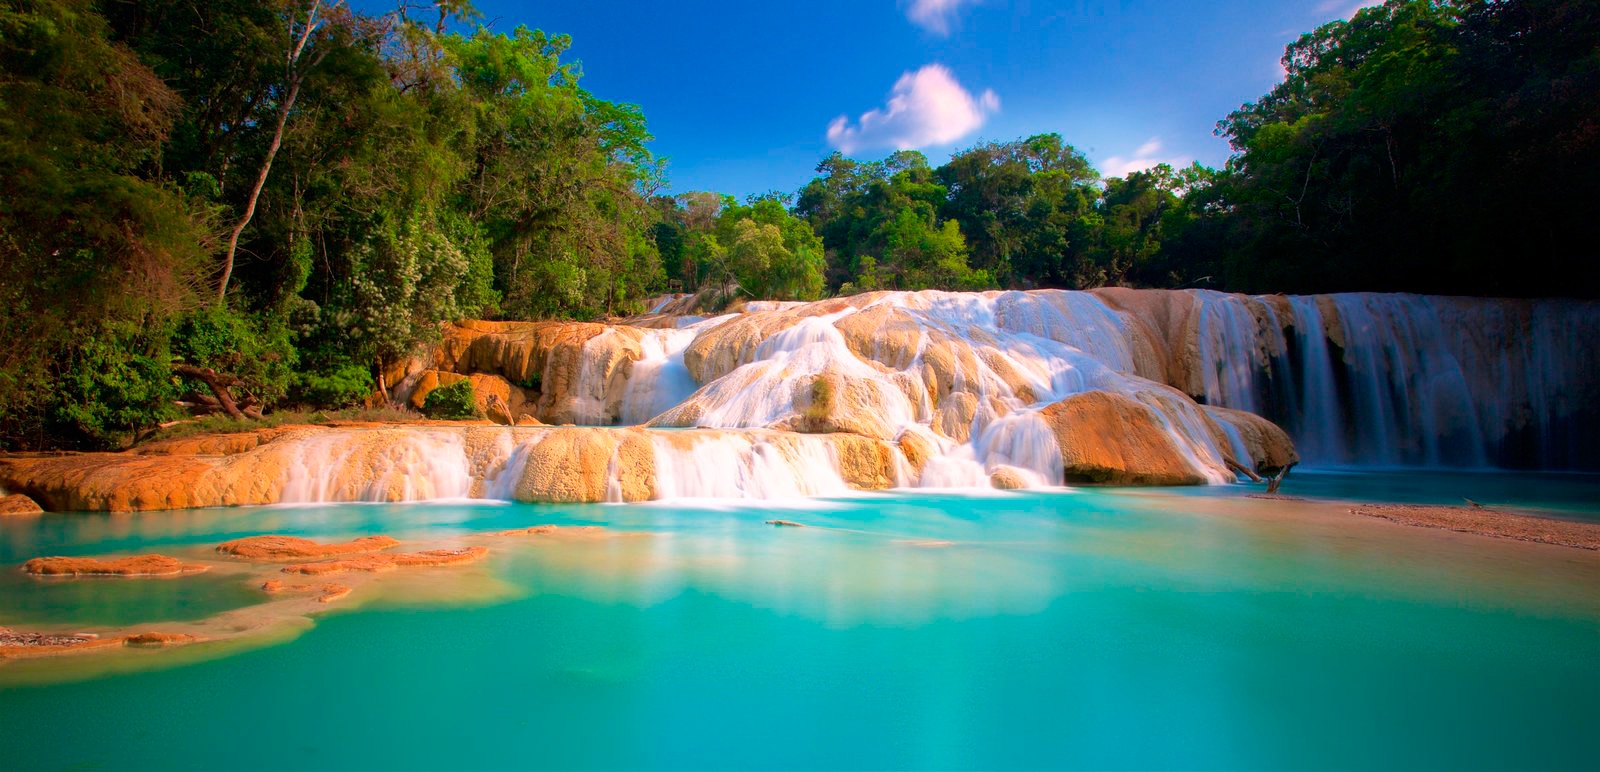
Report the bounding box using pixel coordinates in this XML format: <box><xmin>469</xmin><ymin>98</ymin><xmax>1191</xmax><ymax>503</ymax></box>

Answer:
<box><xmin>1099</xmin><ymin>138</ymin><xmax>1190</xmax><ymax>178</ymax></box>
<box><xmin>905</xmin><ymin>0</ymin><xmax>978</xmax><ymax>36</ymax></box>
<box><xmin>826</xmin><ymin>64</ymin><xmax>1000</xmax><ymax>154</ymax></box>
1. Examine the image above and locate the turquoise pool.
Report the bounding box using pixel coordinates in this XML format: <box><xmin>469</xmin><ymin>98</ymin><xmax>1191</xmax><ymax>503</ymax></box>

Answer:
<box><xmin>1</xmin><ymin>481</ymin><xmax>1597</xmax><ymax>770</ymax></box>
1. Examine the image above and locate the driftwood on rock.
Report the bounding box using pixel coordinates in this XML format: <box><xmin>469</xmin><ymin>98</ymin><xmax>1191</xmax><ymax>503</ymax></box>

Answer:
<box><xmin>1266</xmin><ymin>462</ymin><xmax>1296</xmax><ymax>494</ymax></box>
<box><xmin>172</xmin><ymin>365</ymin><xmax>262</xmax><ymax>420</ymax></box>
<box><xmin>1226</xmin><ymin>458</ymin><xmax>1263</xmax><ymax>483</ymax></box>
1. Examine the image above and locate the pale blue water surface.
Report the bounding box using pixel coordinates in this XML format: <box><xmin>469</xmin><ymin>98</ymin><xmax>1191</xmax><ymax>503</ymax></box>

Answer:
<box><xmin>1</xmin><ymin>476</ymin><xmax>1598</xmax><ymax>770</ymax></box>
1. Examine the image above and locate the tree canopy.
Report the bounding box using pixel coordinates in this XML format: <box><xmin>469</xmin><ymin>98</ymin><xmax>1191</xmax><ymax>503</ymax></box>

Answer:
<box><xmin>2</xmin><ymin>0</ymin><xmax>1594</xmax><ymax>450</ymax></box>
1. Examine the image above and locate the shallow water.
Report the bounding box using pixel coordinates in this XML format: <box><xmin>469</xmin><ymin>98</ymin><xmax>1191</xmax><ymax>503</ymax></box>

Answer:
<box><xmin>2</xmin><ymin>478</ymin><xmax>1598</xmax><ymax>770</ymax></box>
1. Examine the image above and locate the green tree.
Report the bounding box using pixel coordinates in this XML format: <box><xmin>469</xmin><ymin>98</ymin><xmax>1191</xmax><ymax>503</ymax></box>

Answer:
<box><xmin>447</xmin><ymin>25</ymin><xmax>663</xmax><ymax>319</ymax></box>
<box><xmin>0</xmin><ymin>0</ymin><xmax>214</xmax><ymax>447</ymax></box>
<box><xmin>1206</xmin><ymin>0</ymin><xmax>1599</xmax><ymax>295</ymax></box>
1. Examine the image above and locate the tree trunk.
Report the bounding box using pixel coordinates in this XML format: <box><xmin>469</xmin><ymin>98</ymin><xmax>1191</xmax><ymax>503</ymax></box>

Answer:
<box><xmin>216</xmin><ymin>0</ymin><xmax>325</xmax><ymax>302</ymax></box>
<box><xmin>376</xmin><ymin>359</ymin><xmax>390</xmax><ymax>404</ymax></box>
<box><xmin>1226</xmin><ymin>458</ymin><xmax>1263</xmax><ymax>483</ymax></box>
<box><xmin>173</xmin><ymin>364</ymin><xmax>247</xmax><ymax>420</ymax></box>
<box><xmin>1265</xmin><ymin>462</ymin><xmax>1296</xmax><ymax>494</ymax></box>
<box><xmin>216</xmin><ymin>79</ymin><xmax>301</xmax><ymax>302</ymax></box>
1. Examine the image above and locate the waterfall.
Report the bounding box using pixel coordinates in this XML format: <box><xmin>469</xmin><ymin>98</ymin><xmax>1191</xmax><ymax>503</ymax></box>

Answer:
<box><xmin>619</xmin><ymin>327</ymin><xmax>700</xmax><ymax>424</ymax></box>
<box><xmin>1284</xmin><ymin>296</ymin><xmax>1341</xmax><ymax>462</ymax></box>
<box><xmin>267</xmin><ymin>426</ymin><xmax>874</xmax><ymax>505</ymax></box>
<box><xmin>278</xmin><ymin>428</ymin><xmax>480</xmax><ymax>503</ymax></box>
<box><xmin>1189</xmin><ymin>293</ymin><xmax>1600</xmax><ymax>469</ymax></box>
<box><xmin>650</xmin><ymin>432</ymin><xmax>854</xmax><ymax>500</ymax></box>
<box><xmin>267</xmin><ymin>288</ymin><xmax>1600</xmax><ymax>511</ymax></box>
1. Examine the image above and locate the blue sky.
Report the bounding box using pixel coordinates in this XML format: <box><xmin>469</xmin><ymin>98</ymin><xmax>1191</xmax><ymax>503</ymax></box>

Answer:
<box><xmin>455</xmin><ymin>0</ymin><xmax>1376</xmax><ymax>198</ymax></box>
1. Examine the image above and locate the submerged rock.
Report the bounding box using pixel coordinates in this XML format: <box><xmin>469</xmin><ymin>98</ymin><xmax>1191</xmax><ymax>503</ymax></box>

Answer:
<box><xmin>1349</xmin><ymin>504</ymin><xmax>1600</xmax><ymax>550</ymax></box>
<box><xmin>23</xmin><ymin>554</ymin><xmax>210</xmax><ymax>577</ymax></box>
<box><xmin>217</xmin><ymin>535</ymin><xmax>400</xmax><ymax>561</ymax></box>
<box><xmin>491</xmin><ymin>525</ymin><xmax>606</xmax><ymax>537</ymax></box>
<box><xmin>123</xmin><ymin>632</ymin><xmax>201</xmax><ymax>648</ymax></box>
<box><xmin>260</xmin><ymin>579</ymin><xmax>352</xmax><ymax>603</ymax></box>
<box><xmin>281</xmin><ymin>546</ymin><xmax>489</xmax><ymax>575</ymax></box>
<box><xmin>0</xmin><ymin>628</ymin><xmax>121</xmax><ymax>659</ymax></box>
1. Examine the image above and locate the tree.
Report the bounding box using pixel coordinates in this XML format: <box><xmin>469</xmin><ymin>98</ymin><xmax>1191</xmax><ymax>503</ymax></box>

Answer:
<box><xmin>1206</xmin><ymin>0</ymin><xmax>1600</xmax><ymax>296</ymax></box>
<box><xmin>446</xmin><ymin>24</ymin><xmax>663</xmax><ymax>319</ymax></box>
<box><xmin>0</xmin><ymin>0</ymin><xmax>214</xmax><ymax>447</ymax></box>
<box><xmin>217</xmin><ymin>0</ymin><xmax>349</xmax><ymax>301</ymax></box>
<box><xmin>935</xmin><ymin>133</ymin><xmax>1099</xmax><ymax>285</ymax></box>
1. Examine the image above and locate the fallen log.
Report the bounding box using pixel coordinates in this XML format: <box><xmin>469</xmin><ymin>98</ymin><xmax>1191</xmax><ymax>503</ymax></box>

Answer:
<box><xmin>173</xmin><ymin>364</ymin><xmax>246</xmax><ymax>420</ymax></box>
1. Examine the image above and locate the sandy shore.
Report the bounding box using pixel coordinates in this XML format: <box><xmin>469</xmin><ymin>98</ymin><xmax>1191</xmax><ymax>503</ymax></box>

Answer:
<box><xmin>1349</xmin><ymin>503</ymin><xmax>1600</xmax><ymax>550</ymax></box>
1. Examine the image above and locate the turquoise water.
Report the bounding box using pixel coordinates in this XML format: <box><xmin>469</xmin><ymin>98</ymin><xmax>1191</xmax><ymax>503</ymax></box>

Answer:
<box><xmin>2</xmin><ymin>481</ymin><xmax>1598</xmax><ymax>770</ymax></box>
<box><xmin>1183</xmin><ymin>466</ymin><xmax>1600</xmax><ymax>519</ymax></box>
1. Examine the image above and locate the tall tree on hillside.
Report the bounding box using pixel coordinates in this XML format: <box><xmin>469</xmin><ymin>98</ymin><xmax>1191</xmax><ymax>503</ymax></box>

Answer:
<box><xmin>216</xmin><ymin>0</ymin><xmax>347</xmax><ymax>301</ymax></box>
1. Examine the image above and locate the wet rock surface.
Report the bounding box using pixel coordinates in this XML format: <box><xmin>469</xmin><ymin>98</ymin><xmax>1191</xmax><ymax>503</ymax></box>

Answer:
<box><xmin>281</xmin><ymin>546</ymin><xmax>490</xmax><ymax>576</ymax></box>
<box><xmin>23</xmin><ymin>554</ymin><xmax>210</xmax><ymax>577</ymax></box>
<box><xmin>217</xmin><ymin>535</ymin><xmax>401</xmax><ymax>561</ymax></box>
<box><xmin>260</xmin><ymin>580</ymin><xmax>353</xmax><ymax>603</ymax></box>
<box><xmin>0</xmin><ymin>493</ymin><xmax>43</xmax><ymax>515</ymax></box>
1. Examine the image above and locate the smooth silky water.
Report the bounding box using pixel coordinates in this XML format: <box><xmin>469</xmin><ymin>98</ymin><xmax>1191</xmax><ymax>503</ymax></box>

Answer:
<box><xmin>3</xmin><ymin>475</ymin><xmax>1599</xmax><ymax>770</ymax></box>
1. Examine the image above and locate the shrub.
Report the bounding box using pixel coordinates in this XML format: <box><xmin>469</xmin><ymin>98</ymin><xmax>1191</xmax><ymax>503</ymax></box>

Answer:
<box><xmin>292</xmin><ymin>363</ymin><xmax>375</xmax><ymax>408</ymax></box>
<box><xmin>803</xmin><ymin>377</ymin><xmax>833</xmax><ymax>421</ymax></box>
<box><xmin>46</xmin><ymin>321</ymin><xmax>180</xmax><ymax>449</ymax></box>
<box><xmin>422</xmin><ymin>380</ymin><xmax>478</xmax><ymax>419</ymax></box>
<box><xmin>171</xmin><ymin>306</ymin><xmax>296</xmax><ymax>406</ymax></box>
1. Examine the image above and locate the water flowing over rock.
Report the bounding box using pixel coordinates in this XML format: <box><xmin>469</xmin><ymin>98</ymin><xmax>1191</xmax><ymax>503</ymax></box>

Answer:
<box><xmin>4</xmin><ymin>289</ymin><xmax>1594</xmax><ymax>510</ymax></box>
<box><xmin>1160</xmin><ymin>292</ymin><xmax>1600</xmax><ymax>468</ymax></box>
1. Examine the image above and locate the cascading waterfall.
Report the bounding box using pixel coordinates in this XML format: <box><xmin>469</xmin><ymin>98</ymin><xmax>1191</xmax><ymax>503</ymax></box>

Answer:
<box><xmin>279</xmin><ymin>429</ymin><xmax>480</xmax><ymax>503</ymax></box>
<box><xmin>619</xmin><ymin>326</ymin><xmax>702</xmax><ymax>425</ymax></box>
<box><xmin>567</xmin><ymin>329</ymin><xmax>623</xmax><ymax>425</ymax></box>
<box><xmin>1193</xmin><ymin>290</ymin><xmax>1289</xmax><ymax>417</ymax></box>
<box><xmin>1284</xmin><ymin>296</ymin><xmax>1339</xmax><ymax>462</ymax></box>
<box><xmin>649</xmin><ymin>432</ymin><xmax>855</xmax><ymax>500</ymax></box>
<box><xmin>691</xmin><ymin>312</ymin><xmax>921</xmax><ymax>432</ymax></box>
<box><xmin>1190</xmin><ymin>292</ymin><xmax>1600</xmax><ymax>469</ymax></box>
<box><xmin>265</xmin><ymin>288</ymin><xmax>1599</xmax><ymax>508</ymax></box>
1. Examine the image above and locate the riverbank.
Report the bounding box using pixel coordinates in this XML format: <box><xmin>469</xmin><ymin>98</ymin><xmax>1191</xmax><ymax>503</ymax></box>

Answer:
<box><xmin>1349</xmin><ymin>503</ymin><xmax>1600</xmax><ymax>550</ymax></box>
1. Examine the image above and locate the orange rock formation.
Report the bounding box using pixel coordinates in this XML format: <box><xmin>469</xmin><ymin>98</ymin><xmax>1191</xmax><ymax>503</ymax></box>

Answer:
<box><xmin>260</xmin><ymin>579</ymin><xmax>353</xmax><ymax>602</ymax></box>
<box><xmin>282</xmin><ymin>546</ymin><xmax>489</xmax><ymax>575</ymax></box>
<box><xmin>217</xmin><ymin>534</ymin><xmax>400</xmax><ymax>560</ymax></box>
<box><xmin>0</xmin><ymin>492</ymin><xmax>43</xmax><ymax>515</ymax></box>
<box><xmin>23</xmin><ymin>554</ymin><xmax>210</xmax><ymax>577</ymax></box>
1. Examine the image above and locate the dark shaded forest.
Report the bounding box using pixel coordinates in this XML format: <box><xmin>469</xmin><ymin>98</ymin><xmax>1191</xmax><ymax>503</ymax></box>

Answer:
<box><xmin>2</xmin><ymin>0</ymin><xmax>1595</xmax><ymax>449</ymax></box>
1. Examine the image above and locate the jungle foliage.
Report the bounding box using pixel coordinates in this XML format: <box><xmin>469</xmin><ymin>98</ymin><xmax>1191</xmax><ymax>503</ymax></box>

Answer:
<box><xmin>1</xmin><ymin>0</ymin><xmax>1593</xmax><ymax>449</ymax></box>
<box><xmin>1</xmin><ymin>0</ymin><xmax>663</xmax><ymax>448</ymax></box>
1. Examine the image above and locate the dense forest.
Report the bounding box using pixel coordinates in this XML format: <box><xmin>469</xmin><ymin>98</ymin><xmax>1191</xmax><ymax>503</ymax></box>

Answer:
<box><xmin>1</xmin><ymin>0</ymin><xmax>1595</xmax><ymax>449</ymax></box>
